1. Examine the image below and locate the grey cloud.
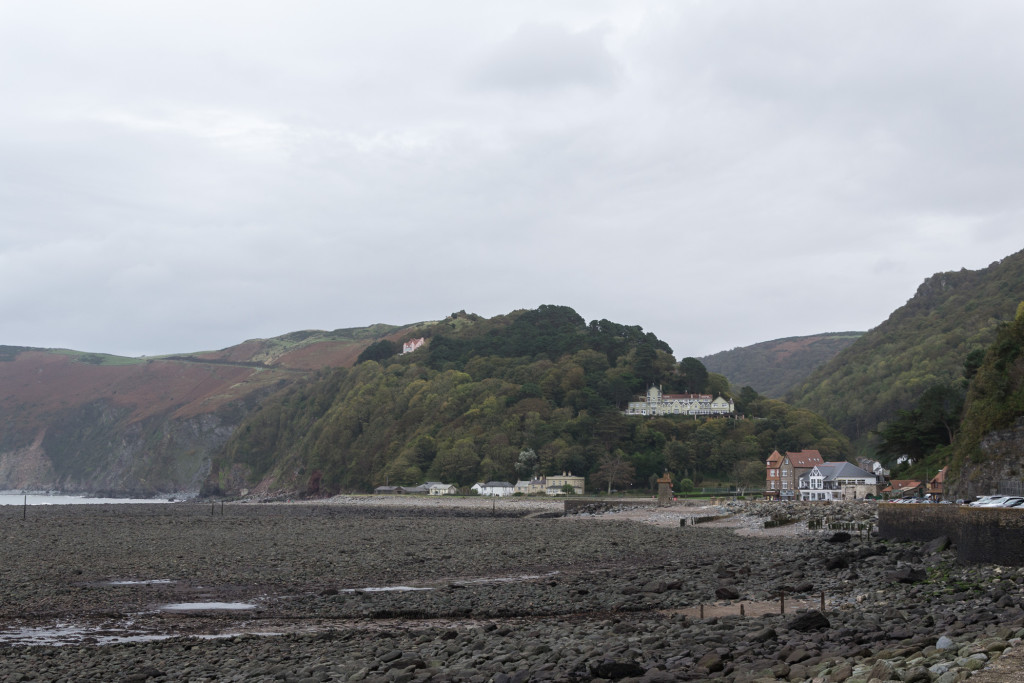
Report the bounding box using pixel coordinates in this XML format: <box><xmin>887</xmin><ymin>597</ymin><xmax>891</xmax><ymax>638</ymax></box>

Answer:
<box><xmin>471</xmin><ymin>23</ymin><xmax>620</xmax><ymax>92</ymax></box>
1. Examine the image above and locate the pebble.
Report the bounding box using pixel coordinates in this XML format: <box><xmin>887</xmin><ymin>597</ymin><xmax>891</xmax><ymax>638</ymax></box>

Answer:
<box><xmin>0</xmin><ymin>500</ymin><xmax>1021</xmax><ymax>681</ymax></box>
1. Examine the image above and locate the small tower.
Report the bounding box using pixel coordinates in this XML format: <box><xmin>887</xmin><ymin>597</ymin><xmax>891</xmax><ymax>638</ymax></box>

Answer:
<box><xmin>657</xmin><ymin>471</ymin><xmax>673</xmax><ymax>507</ymax></box>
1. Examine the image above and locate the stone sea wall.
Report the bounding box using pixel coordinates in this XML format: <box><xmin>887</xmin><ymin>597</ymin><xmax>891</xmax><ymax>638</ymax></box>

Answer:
<box><xmin>878</xmin><ymin>502</ymin><xmax>1024</xmax><ymax>565</ymax></box>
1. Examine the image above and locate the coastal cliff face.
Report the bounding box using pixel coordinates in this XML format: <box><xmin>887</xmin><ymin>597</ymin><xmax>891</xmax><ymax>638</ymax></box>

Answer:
<box><xmin>951</xmin><ymin>418</ymin><xmax>1024</xmax><ymax>499</ymax></box>
<box><xmin>0</xmin><ymin>399</ymin><xmax>242</xmax><ymax>496</ymax></box>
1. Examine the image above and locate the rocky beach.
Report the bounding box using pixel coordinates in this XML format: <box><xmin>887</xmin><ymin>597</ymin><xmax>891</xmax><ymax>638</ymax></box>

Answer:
<box><xmin>0</xmin><ymin>497</ymin><xmax>1022</xmax><ymax>682</ymax></box>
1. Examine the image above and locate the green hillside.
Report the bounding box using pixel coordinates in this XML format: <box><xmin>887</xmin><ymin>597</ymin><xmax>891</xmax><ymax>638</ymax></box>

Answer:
<box><xmin>208</xmin><ymin>306</ymin><xmax>850</xmax><ymax>495</ymax></box>
<box><xmin>948</xmin><ymin>302</ymin><xmax>1024</xmax><ymax>496</ymax></box>
<box><xmin>701</xmin><ymin>332</ymin><xmax>863</xmax><ymax>398</ymax></box>
<box><xmin>789</xmin><ymin>249</ymin><xmax>1024</xmax><ymax>454</ymax></box>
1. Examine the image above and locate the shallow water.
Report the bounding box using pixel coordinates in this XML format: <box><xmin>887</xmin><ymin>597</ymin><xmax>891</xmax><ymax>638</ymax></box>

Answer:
<box><xmin>0</xmin><ymin>493</ymin><xmax>173</xmax><ymax>506</ymax></box>
<box><xmin>340</xmin><ymin>586</ymin><xmax>432</xmax><ymax>593</ymax></box>
<box><xmin>161</xmin><ymin>602</ymin><xmax>258</xmax><ymax>611</ymax></box>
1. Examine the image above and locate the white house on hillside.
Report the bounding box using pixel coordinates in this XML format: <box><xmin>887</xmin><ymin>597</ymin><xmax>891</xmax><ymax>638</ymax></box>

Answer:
<box><xmin>624</xmin><ymin>386</ymin><xmax>734</xmax><ymax>417</ymax></box>
<box><xmin>402</xmin><ymin>337</ymin><xmax>426</xmax><ymax>354</ymax></box>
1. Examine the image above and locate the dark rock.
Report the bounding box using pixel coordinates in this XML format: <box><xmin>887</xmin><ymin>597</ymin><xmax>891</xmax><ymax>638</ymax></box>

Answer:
<box><xmin>826</xmin><ymin>532</ymin><xmax>851</xmax><ymax>543</ymax></box>
<box><xmin>924</xmin><ymin>535</ymin><xmax>951</xmax><ymax>554</ymax></box>
<box><xmin>715</xmin><ymin>586</ymin><xmax>740</xmax><ymax>600</ymax></box>
<box><xmin>889</xmin><ymin>567</ymin><xmax>928</xmax><ymax>583</ymax></box>
<box><xmin>749</xmin><ymin>627</ymin><xmax>776</xmax><ymax>643</ymax></box>
<box><xmin>825</xmin><ymin>556</ymin><xmax>849</xmax><ymax>570</ymax></box>
<box><xmin>793</xmin><ymin>581</ymin><xmax>814</xmax><ymax>593</ymax></box>
<box><xmin>902</xmin><ymin>666</ymin><xmax>931</xmax><ymax>683</ymax></box>
<box><xmin>589</xmin><ymin>660</ymin><xmax>645</xmax><ymax>679</ymax></box>
<box><xmin>696</xmin><ymin>652</ymin><xmax>724</xmax><ymax>673</ymax></box>
<box><xmin>868</xmin><ymin>659</ymin><xmax>898</xmax><ymax>681</ymax></box>
<box><xmin>787</xmin><ymin>610</ymin><xmax>831</xmax><ymax>632</ymax></box>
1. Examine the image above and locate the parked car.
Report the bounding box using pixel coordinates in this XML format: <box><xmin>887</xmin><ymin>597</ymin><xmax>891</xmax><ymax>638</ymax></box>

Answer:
<box><xmin>973</xmin><ymin>496</ymin><xmax>1021</xmax><ymax>508</ymax></box>
<box><xmin>969</xmin><ymin>496</ymin><xmax>1005</xmax><ymax>507</ymax></box>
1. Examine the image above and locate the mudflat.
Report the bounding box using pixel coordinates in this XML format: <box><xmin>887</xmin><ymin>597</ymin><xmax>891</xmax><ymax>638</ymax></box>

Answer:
<box><xmin>0</xmin><ymin>498</ymin><xmax>1020</xmax><ymax>681</ymax></box>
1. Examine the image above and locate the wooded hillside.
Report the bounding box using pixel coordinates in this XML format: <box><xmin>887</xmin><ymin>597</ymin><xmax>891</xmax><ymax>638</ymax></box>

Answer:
<box><xmin>701</xmin><ymin>332</ymin><xmax>863</xmax><ymax>398</ymax></box>
<box><xmin>789</xmin><ymin>249</ymin><xmax>1024</xmax><ymax>453</ymax></box>
<box><xmin>210</xmin><ymin>306</ymin><xmax>850</xmax><ymax>495</ymax></box>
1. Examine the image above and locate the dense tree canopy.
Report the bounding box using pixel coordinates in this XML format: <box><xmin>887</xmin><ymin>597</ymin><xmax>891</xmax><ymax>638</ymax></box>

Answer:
<box><xmin>214</xmin><ymin>307</ymin><xmax>850</xmax><ymax>495</ymax></box>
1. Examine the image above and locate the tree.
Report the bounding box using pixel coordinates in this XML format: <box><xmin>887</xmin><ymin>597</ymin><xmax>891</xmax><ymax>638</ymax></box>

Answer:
<box><xmin>633</xmin><ymin>345</ymin><xmax>659</xmax><ymax>385</ymax></box>
<box><xmin>736</xmin><ymin>386</ymin><xmax>760</xmax><ymax>414</ymax></box>
<box><xmin>514</xmin><ymin>448</ymin><xmax>539</xmax><ymax>479</ymax></box>
<box><xmin>356</xmin><ymin>339</ymin><xmax>400</xmax><ymax>364</ymax></box>
<box><xmin>731</xmin><ymin>459</ymin><xmax>765</xmax><ymax>493</ymax></box>
<box><xmin>678</xmin><ymin>357</ymin><xmax>709</xmax><ymax>393</ymax></box>
<box><xmin>876</xmin><ymin>382</ymin><xmax>964</xmax><ymax>463</ymax></box>
<box><xmin>429</xmin><ymin>438</ymin><xmax>480</xmax><ymax>486</ymax></box>
<box><xmin>590</xmin><ymin>450</ymin><xmax>636</xmax><ymax>494</ymax></box>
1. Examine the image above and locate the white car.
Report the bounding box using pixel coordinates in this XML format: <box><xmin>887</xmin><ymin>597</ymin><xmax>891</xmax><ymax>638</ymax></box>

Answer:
<box><xmin>969</xmin><ymin>496</ymin><xmax>1005</xmax><ymax>507</ymax></box>
<box><xmin>974</xmin><ymin>496</ymin><xmax>1022</xmax><ymax>508</ymax></box>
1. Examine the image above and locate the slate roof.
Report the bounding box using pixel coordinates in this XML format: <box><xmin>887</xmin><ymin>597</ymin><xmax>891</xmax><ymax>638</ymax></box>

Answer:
<box><xmin>820</xmin><ymin>461</ymin><xmax>875</xmax><ymax>480</ymax></box>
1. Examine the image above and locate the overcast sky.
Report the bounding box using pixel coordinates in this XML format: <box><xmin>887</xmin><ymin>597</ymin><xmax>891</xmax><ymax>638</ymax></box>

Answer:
<box><xmin>2</xmin><ymin>1</ymin><xmax>1022</xmax><ymax>359</ymax></box>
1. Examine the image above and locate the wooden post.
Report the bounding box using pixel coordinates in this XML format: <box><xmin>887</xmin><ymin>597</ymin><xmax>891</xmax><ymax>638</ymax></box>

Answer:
<box><xmin>211</xmin><ymin>502</ymin><xmax>215</xmax><ymax>516</ymax></box>
<box><xmin>779</xmin><ymin>591</ymin><xmax>785</xmax><ymax>614</ymax></box>
<box><xmin>221</xmin><ymin>501</ymin><xmax>224</xmax><ymax>515</ymax></box>
<box><xmin>820</xmin><ymin>590</ymin><xmax>825</xmax><ymax>611</ymax></box>
<box><xmin>700</xmin><ymin>604</ymin><xmax>704</xmax><ymax>619</ymax></box>
<box><xmin>23</xmin><ymin>494</ymin><xmax>27</xmax><ymax>521</ymax></box>
<box><xmin>740</xmin><ymin>603</ymin><xmax>745</xmax><ymax>617</ymax></box>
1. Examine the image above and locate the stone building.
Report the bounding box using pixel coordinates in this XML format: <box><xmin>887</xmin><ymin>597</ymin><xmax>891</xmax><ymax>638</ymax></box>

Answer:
<box><xmin>624</xmin><ymin>386</ymin><xmax>734</xmax><ymax>417</ymax></box>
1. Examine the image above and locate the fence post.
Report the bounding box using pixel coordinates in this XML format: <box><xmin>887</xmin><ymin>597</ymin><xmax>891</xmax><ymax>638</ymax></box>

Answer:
<box><xmin>779</xmin><ymin>591</ymin><xmax>785</xmax><ymax>614</ymax></box>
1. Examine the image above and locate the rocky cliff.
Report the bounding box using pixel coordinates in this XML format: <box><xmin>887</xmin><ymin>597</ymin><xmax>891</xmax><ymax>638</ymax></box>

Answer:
<box><xmin>0</xmin><ymin>324</ymin><xmax>422</xmax><ymax>495</ymax></box>
<box><xmin>951</xmin><ymin>418</ymin><xmax>1024</xmax><ymax>499</ymax></box>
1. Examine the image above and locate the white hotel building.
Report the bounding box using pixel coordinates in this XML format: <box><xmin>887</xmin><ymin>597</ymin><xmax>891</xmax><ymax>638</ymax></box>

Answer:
<box><xmin>624</xmin><ymin>386</ymin><xmax>735</xmax><ymax>417</ymax></box>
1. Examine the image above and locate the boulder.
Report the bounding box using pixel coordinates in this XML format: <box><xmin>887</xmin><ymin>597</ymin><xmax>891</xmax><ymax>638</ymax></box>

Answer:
<box><xmin>715</xmin><ymin>586</ymin><xmax>740</xmax><ymax>600</ymax></box>
<box><xmin>924</xmin><ymin>535</ymin><xmax>952</xmax><ymax>554</ymax></box>
<box><xmin>589</xmin><ymin>660</ymin><xmax>645</xmax><ymax>680</ymax></box>
<box><xmin>787</xmin><ymin>610</ymin><xmax>831</xmax><ymax>632</ymax></box>
<box><xmin>696</xmin><ymin>652</ymin><xmax>724</xmax><ymax>673</ymax></box>
<box><xmin>825</xmin><ymin>556</ymin><xmax>849</xmax><ymax>570</ymax></box>
<box><xmin>889</xmin><ymin>566</ymin><xmax>928</xmax><ymax>583</ymax></box>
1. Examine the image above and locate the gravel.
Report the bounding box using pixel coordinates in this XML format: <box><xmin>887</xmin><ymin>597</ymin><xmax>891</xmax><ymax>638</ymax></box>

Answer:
<box><xmin>0</xmin><ymin>498</ymin><xmax>1021</xmax><ymax>681</ymax></box>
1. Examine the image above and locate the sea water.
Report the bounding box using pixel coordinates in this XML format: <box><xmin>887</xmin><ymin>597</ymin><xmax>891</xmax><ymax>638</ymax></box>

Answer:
<box><xmin>0</xmin><ymin>492</ymin><xmax>173</xmax><ymax>505</ymax></box>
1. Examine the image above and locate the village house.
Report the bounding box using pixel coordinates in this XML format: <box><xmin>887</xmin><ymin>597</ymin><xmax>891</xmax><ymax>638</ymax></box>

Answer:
<box><xmin>775</xmin><ymin>449</ymin><xmax>825</xmax><ymax>500</ymax></box>
<box><xmin>428</xmin><ymin>482</ymin><xmax>457</xmax><ymax>496</ymax></box>
<box><xmin>373</xmin><ymin>481</ymin><xmax>456</xmax><ymax>495</ymax></box>
<box><xmin>513</xmin><ymin>473</ymin><xmax>585</xmax><ymax>495</ymax></box>
<box><xmin>624</xmin><ymin>386</ymin><xmax>735</xmax><ymax>417</ymax></box>
<box><xmin>513</xmin><ymin>478</ymin><xmax>546</xmax><ymax>495</ymax></box>
<box><xmin>798</xmin><ymin>462</ymin><xmax>878</xmax><ymax>501</ymax></box>
<box><xmin>927</xmin><ymin>466</ymin><xmax>948</xmax><ymax>501</ymax></box>
<box><xmin>402</xmin><ymin>337</ymin><xmax>426</xmax><ymax>354</ymax></box>
<box><xmin>472</xmin><ymin>481</ymin><xmax>515</xmax><ymax>497</ymax></box>
<box><xmin>545</xmin><ymin>472</ymin><xmax>585</xmax><ymax>495</ymax></box>
<box><xmin>764</xmin><ymin>450</ymin><xmax>784</xmax><ymax>500</ymax></box>
<box><xmin>883</xmin><ymin>479</ymin><xmax>926</xmax><ymax>499</ymax></box>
